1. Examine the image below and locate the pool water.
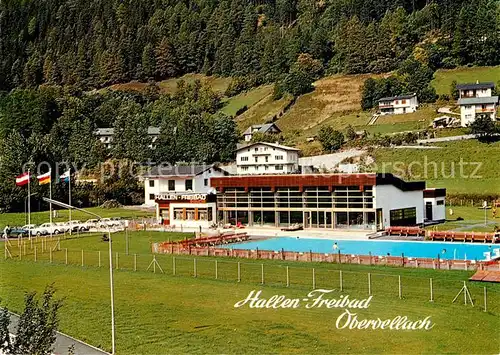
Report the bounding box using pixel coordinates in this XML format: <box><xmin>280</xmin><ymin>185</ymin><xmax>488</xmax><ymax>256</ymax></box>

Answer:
<box><xmin>223</xmin><ymin>237</ymin><xmax>499</xmax><ymax>261</ymax></box>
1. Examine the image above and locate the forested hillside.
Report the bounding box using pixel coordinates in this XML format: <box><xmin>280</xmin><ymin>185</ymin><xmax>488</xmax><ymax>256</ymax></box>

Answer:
<box><xmin>1</xmin><ymin>0</ymin><xmax>499</xmax><ymax>91</ymax></box>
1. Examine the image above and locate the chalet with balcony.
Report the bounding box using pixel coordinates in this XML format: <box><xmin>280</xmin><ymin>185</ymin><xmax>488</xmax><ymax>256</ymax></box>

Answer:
<box><xmin>457</xmin><ymin>82</ymin><xmax>498</xmax><ymax>127</ymax></box>
<box><xmin>236</xmin><ymin>142</ymin><xmax>299</xmax><ymax>175</ymax></box>
<box><xmin>378</xmin><ymin>93</ymin><xmax>418</xmax><ymax>115</ymax></box>
<box><xmin>242</xmin><ymin>123</ymin><xmax>281</xmax><ymax>142</ymax></box>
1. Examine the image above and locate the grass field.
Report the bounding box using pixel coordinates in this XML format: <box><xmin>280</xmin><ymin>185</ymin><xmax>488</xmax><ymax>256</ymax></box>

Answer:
<box><xmin>109</xmin><ymin>74</ymin><xmax>232</xmax><ymax>95</ymax></box>
<box><xmin>431</xmin><ymin>66</ymin><xmax>500</xmax><ymax>95</ymax></box>
<box><xmin>369</xmin><ymin>139</ymin><xmax>500</xmax><ymax>194</ymax></box>
<box><xmin>236</xmin><ymin>94</ymin><xmax>293</xmax><ymax>131</ymax></box>
<box><xmin>426</xmin><ymin>205</ymin><xmax>500</xmax><ymax>232</ymax></box>
<box><xmin>1</xmin><ymin>231</ymin><xmax>499</xmax><ymax>354</ymax></box>
<box><xmin>276</xmin><ymin>74</ymin><xmax>381</xmax><ymax>132</ymax></box>
<box><xmin>0</xmin><ymin>207</ymin><xmax>154</xmax><ymax>231</ymax></box>
<box><xmin>220</xmin><ymin>85</ymin><xmax>273</xmax><ymax>117</ymax></box>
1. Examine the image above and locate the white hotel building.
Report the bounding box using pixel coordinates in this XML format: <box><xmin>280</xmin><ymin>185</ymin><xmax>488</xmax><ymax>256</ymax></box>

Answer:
<box><xmin>236</xmin><ymin>142</ymin><xmax>300</xmax><ymax>175</ymax></box>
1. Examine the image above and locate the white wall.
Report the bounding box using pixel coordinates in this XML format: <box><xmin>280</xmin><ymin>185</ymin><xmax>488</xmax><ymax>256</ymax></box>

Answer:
<box><xmin>379</xmin><ymin>96</ymin><xmax>418</xmax><ymax>115</ymax></box>
<box><xmin>143</xmin><ymin>168</ymin><xmax>225</xmax><ymax>206</ymax></box>
<box><xmin>374</xmin><ymin>185</ymin><xmax>424</xmax><ymax>227</ymax></box>
<box><xmin>459</xmin><ymin>88</ymin><xmax>492</xmax><ymax>98</ymax></box>
<box><xmin>236</xmin><ymin>143</ymin><xmax>299</xmax><ymax>175</ymax></box>
<box><xmin>460</xmin><ymin>103</ymin><xmax>497</xmax><ymax>127</ymax></box>
<box><xmin>424</xmin><ymin>196</ymin><xmax>446</xmax><ymax>222</ymax></box>
<box><xmin>460</xmin><ymin>104</ymin><xmax>476</xmax><ymax>126</ymax></box>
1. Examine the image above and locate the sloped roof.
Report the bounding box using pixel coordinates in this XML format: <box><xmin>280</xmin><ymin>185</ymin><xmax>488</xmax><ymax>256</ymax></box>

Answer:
<box><xmin>236</xmin><ymin>141</ymin><xmax>300</xmax><ymax>152</ymax></box>
<box><xmin>458</xmin><ymin>96</ymin><xmax>499</xmax><ymax>105</ymax></box>
<box><xmin>95</xmin><ymin>127</ymin><xmax>160</xmax><ymax>136</ymax></box>
<box><xmin>456</xmin><ymin>82</ymin><xmax>495</xmax><ymax>91</ymax></box>
<box><xmin>242</xmin><ymin>123</ymin><xmax>281</xmax><ymax>135</ymax></box>
<box><xmin>378</xmin><ymin>93</ymin><xmax>417</xmax><ymax>102</ymax></box>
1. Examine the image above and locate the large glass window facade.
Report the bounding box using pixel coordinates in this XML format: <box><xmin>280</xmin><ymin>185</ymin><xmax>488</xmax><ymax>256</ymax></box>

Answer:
<box><xmin>217</xmin><ymin>185</ymin><xmax>377</xmax><ymax>230</ymax></box>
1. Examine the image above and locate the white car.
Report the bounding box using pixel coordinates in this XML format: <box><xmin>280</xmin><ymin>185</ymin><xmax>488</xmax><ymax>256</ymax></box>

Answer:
<box><xmin>68</xmin><ymin>220</ymin><xmax>89</xmax><ymax>232</ymax></box>
<box><xmin>99</xmin><ymin>218</ymin><xmax>116</xmax><ymax>228</ymax></box>
<box><xmin>32</xmin><ymin>223</ymin><xmax>62</xmax><ymax>236</ymax></box>
<box><xmin>21</xmin><ymin>224</ymin><xmax>37</xmax><ymax>236</ymax></box>
<box><xmin>55</xmin><ymin>222</ymin><xmax>71</xmax><ymax>233</ymax></box>
<box><xmin>85</xmin><ymin>219</ymin><xmax>101</xmax><ymax>229</ymax></box>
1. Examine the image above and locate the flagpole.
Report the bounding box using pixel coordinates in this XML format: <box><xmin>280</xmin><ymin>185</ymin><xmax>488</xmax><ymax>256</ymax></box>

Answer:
<box><xmin>49</xmin><ymin>171</ymin><xmax>53</xmax><ymax>234</ymax></box>
<box><xmin>69</xmin><ymin>173</ymin><xmax>72</xmax><ymax>222</ymax></box>
<box><xmin>28</xmin><ymin>169</ymin><xmax>31</xmax><ymax>231</ymax></box>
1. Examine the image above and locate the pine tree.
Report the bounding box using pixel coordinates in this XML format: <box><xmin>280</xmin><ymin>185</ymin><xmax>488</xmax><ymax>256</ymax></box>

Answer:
<box><xmin>155</xmin><ymin>37</ymin><xmax>178</xmax><ymax>80</ymax></box>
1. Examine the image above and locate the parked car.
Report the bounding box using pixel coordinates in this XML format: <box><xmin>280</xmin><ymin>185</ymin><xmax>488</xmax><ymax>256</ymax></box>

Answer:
<box><xmin>21</xmin><ymin>224</ymin><xmax>37</xmax><ymax>237</ymax></box>
<box><xmin>8</xmin><ymin>226</ymin><xmax>29</xmax><ymax>237</ymax></box>
<box><xmin>32</xmin><ymin>223</ymin><xmax>61</xmax><ymax>236</ymax></box>
<box><xmin>99</xmin><ymin>218</ymin><xmax>117</xmax><ymax>228</ymax></box>
<box><xmin>84</xmin><ymin>219</ymin><xmax>101</xmax><ymax>229</ymax></box>
<box><xmin>67</xmin><ymin>220</ymin><xmax>89</xmax><ymax>232</ymax></box>
<box><xmin>55</xmin><ymin>222</ymin><xmax>71</xmax><ymax>233</ymax></box>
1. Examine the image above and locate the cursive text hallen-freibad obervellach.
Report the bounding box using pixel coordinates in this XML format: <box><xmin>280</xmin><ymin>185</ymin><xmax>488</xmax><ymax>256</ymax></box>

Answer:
<box><xmin>234</xmin><ymin>289</ymin><xmax>434</xmax><ymax>331</ymax></box>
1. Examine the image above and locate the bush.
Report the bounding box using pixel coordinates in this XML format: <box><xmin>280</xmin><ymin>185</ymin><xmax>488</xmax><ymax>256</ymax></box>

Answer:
<box><xmin>235</xmin><ymin>105</ymin><xmax>248</xmax><ymax>116</ymax></box>
<box><xmin>318</xmin><ymin>126</ymin><xmax>344</xmax><ymax>152</ymax></box>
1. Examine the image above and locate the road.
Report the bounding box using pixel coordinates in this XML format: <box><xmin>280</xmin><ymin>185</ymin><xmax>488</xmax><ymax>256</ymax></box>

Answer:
<box><xmin>7</xmin><ymin>312</ymin><xmax>109</xmax><ymax>355</ymax></box>
<box><xmin>416</xmin><ymin>133</ymin><xmax>500</xmax><ymax>144</ymax></box>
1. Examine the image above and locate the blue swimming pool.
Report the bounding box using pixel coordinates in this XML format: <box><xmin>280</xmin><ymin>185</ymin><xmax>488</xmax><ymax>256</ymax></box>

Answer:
<box><xmin>223</xmin><ymin>237</ymin><xmax>499</xmax><ymax>261</ymax></box>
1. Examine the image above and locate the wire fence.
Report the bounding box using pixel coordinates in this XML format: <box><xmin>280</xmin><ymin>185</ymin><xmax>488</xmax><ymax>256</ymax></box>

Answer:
<box><xmin>4</xmin><ymin>240</ymin><xmax>500</xmax><ymax>314</ymax></box>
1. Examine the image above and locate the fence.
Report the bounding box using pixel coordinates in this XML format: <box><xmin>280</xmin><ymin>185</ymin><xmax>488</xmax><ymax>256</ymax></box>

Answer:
<box><xmin>153</xmin><ymin>243</ymin><xmax>500</xmax><ymax>272</ymax></box>
<box><xmin>4</xmin><ymin>240</ymin><xmax>500</xmax><ymax>314</ymax></box>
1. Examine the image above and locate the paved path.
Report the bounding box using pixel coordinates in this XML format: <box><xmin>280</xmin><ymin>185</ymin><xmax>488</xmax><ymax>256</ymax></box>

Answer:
<box><xmin>416</xmin><ymin>133</ymin><xmax>492</xmax><ymax>144</ymax></box>
<box><xmin>437</xmin><ymin>107</ymin><xmax>460</xmax><ymax>116</ymax></box>
<box><xmin>7</xmin><ymin>312</ymin><xmax>109</xmax><ymax>355</ymax></box>
<box><xmin>298</xmin><ymin>149</ymin><xmax>366</xmax><ymax>171</ymax></box>
<box><xmin>392</xmin><ymin>145</ymin><xmax>441</xmax><ymax>149</ymax></box>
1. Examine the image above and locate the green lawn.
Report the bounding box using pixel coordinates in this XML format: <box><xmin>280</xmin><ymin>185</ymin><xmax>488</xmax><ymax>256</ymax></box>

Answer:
<box><xmin>0</xmin><ymin>207</ymin><xmax>154</xmax><ymax>230</ymax></box>
<box><xmin>426</xmin><ymin>205</ymin><xmax>500</xmax><ymax>232</ymax></box>
<box><xmin>159</xmin><ymin>73</ymin><xmax>232</xmax><ymax>94</ymax></box>
<box><xmin>220</xmin><ymin>85</ymin><xmax>273</xmax><ymax>117</ymax></box>
<box><xmin>236</xmin><ymin>94</ymin><xmax>294</xmax><ymax>131</ymax></box>
<box><xmin>1</xmin><ymin>230</ymin><xmax>499</xmax><ymax>354</ymax></box>
<box><xmin>432</xmin><ymin>66</ymin><xmax>500</xmax><ymax>95</ymax></box>
<box><xmin>369</xmin><ymin>139</ymin><xmax>500</xmax><ymax>195</ymax></box>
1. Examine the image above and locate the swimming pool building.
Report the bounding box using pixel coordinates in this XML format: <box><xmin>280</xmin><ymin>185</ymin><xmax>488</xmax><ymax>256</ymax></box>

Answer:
<box><xmin>210</xmin><ymin>173</ymin><xmax>445</xmax><ymax>231</ymax></box>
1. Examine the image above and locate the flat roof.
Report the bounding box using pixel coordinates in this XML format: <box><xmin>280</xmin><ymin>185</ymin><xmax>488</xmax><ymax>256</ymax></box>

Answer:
<box><xmin>143</xmin><ymin>164</ymin><xmax>229</xmax><ymax>178</ymax></box>
<box><xmin>211</xmin><ymin>173</ymin><xmax>425</xmax><ymax>191</ymax></box>
<box><xmin>458</xmin><ymin>96</ymin><xmax>499</xmax><ymax>105</ymax></box>
<box><xmin>424</xmin><ymin>188</ymin><xmax>447</xmax><ymax>198</ymax></box>
<box><xmin>456</xmin><ymin>82</ymin><xmax>495</xmax><ymax>91</ymax></box>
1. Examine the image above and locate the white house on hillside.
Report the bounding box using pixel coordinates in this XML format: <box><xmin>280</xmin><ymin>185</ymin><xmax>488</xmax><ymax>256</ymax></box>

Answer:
<box><xmin>457</xmin><ymin>82</ymin><xmax>498</xmax><ymax>127</ymax></box>
<box><xmin>236</xmin><ymin>142</ymin><xmax>299</xmax><ymax>175</ymax></box>
<box><xmin>378</xmin><ymin>93</ymin><xmax>418</xmax><ymax>115</ymax></box>
<box><xmin>96</xmin><ymin>127</ymin><xmax>160</xmax><ymax>149</ymax></box>
<box><xmin>242</xmin><ymin>123</ymin><xmax>281</xmax><ymax>142</ymax></box>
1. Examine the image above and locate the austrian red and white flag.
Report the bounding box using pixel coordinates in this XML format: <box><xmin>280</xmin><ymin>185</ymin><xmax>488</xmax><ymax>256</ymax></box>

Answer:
<box><xmin>15</xmin><ymin>172</ymin><xmax>30</xmax><ymax>186</ymax></box>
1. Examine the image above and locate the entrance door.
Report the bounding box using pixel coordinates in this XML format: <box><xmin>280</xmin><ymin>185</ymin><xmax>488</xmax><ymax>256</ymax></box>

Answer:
<box><xmin>425</xmin><ymin>202</ymin><xmax>433</xmax><ymax>221</ymax></box>
<box><xmin>376</xmin><ymin>209</ymin><xmax>383</xmax><ymax>230</ymax></box>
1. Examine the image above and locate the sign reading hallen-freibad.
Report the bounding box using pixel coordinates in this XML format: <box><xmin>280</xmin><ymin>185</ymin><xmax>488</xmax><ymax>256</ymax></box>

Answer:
<box><xmin>155</xmin><ymin>193</ymin><xmax>207</xmax><ymax>201</ymax></box>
